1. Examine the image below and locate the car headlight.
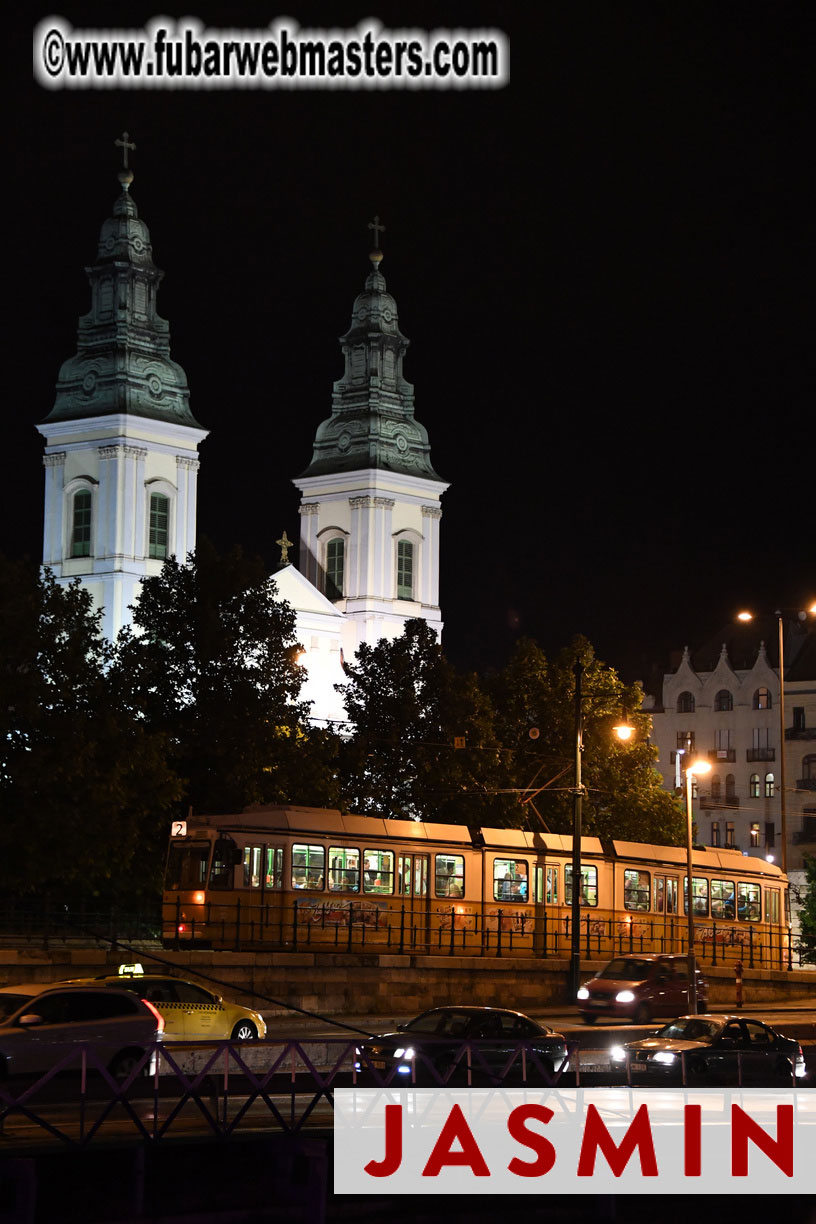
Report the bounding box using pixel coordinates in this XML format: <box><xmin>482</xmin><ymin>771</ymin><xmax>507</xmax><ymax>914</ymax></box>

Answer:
<box><xmin>393</xmin><ymin>1046</ymin><xmax>414</xmax><ymax>1060</ymax></box>
<box><xmin>610</xmin><ymin>1045</ymin><xmax>626</xmax><ymax>1062</ymax></box>
<box><xmin>576</xmin><ymin>987</ymin><xmax>589</xmax><ymax>1000</ymax></box>
<box><xmin>615</xmin><ymin>990</ymin><xmax>635</xmax><ymax>1003</ymax></box>
<box><xmin>653</xmin><ymin>1051</ymin><xmax>676</xmax><ymax>1065</ymax></box>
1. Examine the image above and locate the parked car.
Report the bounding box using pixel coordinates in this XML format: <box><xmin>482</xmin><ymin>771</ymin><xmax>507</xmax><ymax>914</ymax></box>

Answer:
<box><xmin>610</xmin><ymin>1014</ymin><xmax>807</xmax><ymax>1084</ymax></box>
<box><xmin>0</xmin><ymin>985</ymin><xmax>164</xmax><ymax>1080</ymax></box>
<box><xmin>577</xmin><ymin>954</ymin><xmax>708</xmax><ymax>1024</ymax></box>
<box><xmin>60</xmin><ymin>964</ymin><xmax>266</xmax><ymax>1041</ymax></box>
<box><xmin>355</xmin><ymin>1006</ymin><xmax>569</xmax><ymax>1085</ymax></box>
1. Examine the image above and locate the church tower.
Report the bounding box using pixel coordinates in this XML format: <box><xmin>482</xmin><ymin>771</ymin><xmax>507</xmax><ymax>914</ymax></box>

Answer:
<box><xmin>36</xmin><ymin>138</ymin><xmax>207</xmax><ymax>640</ymax></box>
<box><xmin>293</xmin><ymin>225</ymin><xmax>448</xmax><ymax>652</ymax></box>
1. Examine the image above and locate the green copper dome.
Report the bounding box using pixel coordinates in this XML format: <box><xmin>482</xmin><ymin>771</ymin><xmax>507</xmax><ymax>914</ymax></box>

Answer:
<box><xmin>300</xmin><ymin>254</ymin><xmax>442</xmax><ymax>480</ymax></box>
<box><xmin>42</xmin><ymin>177</ymin><xmax>201</xmax><ymax>428</ymax></box>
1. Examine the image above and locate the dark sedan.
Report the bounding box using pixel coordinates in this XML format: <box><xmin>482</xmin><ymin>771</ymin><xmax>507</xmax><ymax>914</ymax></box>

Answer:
<box><xmin>354</xmin><ymin>1006</ymin><xmax>569</xmax><ymax>1086</ymax></box>
<box><xmin>610</xmin><ymin>1014</ymin><xmax>807</xmax><ymax>1085</ymax></box>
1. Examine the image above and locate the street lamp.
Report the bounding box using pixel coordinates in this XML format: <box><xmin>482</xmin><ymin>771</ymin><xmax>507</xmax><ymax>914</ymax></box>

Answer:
<box><xmin>737</xmin><ymin>605</ymin><xmax>816</xmax><ymax>874</ymax></box>
<box><xmin>568</xmin><ymin>661</ymin><xmax>636</xmax><ymax>1001</ymax></box>
<box><xmin>684</xmin><ymin>757</ymin><xmax>711</xmax><ymax>1014</ymax></box>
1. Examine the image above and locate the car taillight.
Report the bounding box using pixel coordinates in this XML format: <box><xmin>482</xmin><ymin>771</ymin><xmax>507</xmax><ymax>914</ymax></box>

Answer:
<box><xmin>142</xmin><ymin>998</ymin><xmax>165</xmax><ymax>1033</ymax></box>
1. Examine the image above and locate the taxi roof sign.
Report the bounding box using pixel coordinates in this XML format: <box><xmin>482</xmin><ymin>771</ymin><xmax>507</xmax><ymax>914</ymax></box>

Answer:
<box><xmin>118</xmin><ymin>962</ymin><xmax>144</xmax><ymax>976</ymax></box>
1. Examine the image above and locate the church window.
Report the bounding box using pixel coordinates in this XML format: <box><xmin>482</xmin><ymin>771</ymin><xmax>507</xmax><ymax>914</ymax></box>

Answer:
<box><xmin>714</xmin><ymin>689</ymin><xmax>733</xmax><ymax>711</ymax></box>
<box><xmin>677</xmin><ymin>691</ymin><xmax>695</xmax><ymax>713</ymax></box>
<box><xmin>326</xmin><ymin>538</ymin><xmax>344</xmax><ymax>600</ymax></box>
<box><xmin>149</xmin><ymin>493</ymin><xmax>170</xmax><ymax>559</ymax></box>
<box><xmin>397</xmin><ymin>540</ymin><xmax>414</xmax><ymax>600</ymax></box>
<box><xmin>71</xmin><ymin>490</ymin><xmax>92</xmax><ymax>557</ymax></box>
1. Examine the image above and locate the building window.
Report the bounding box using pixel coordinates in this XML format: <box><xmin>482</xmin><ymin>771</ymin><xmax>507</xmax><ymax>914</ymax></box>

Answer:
<box><xmin>765</xmin><ymin>822</ymin><xmax>775</xmax><ymax>849</ymax></box>
<box><xmin>148</xmin><ymin>493</ymin><xmax>169</xmax><ymax>559</ymax></box>
<box><xmin>750</xmin><ymin>823</ymin><xmax>760</xmax><ymax>847</ymax></box>
<box><xmin>753</xmin><ymin>687</ymin><xmax>772</xmax><ymax>710</ymax></box>
<box><xmin>325</xmin><ymin>538</ymin><xmax>344</xmax><ymax>600</ymax></box>
<box><xmin>711</xmin><ymin>774</ymin><xmax>721</xmax><ymax>800</ymax></box>
<box><xmin>749</xmin><ymin>773</ymin><xmax>760</xmax><ymax>798</ymax></box>
<box><xmin>725</xmin><ymin>774</ymin><xmax>736</xmax><ymax>800</ymax></box>
<box><xmin>714</xmin><ymin>690</ymin><xmax>733</xmax><ymax>712</ymax></box>
<box><xmin>396</xmin><ymin>539</ymin><xmax>414</xmax><ymax>600</ymax></box>
<box><xmin>677</xmin><ymin>691</ymin><xmax>695</xmax><ymax>714</ymax></box>
<box><xmin>676</xmin><ymin>731</ymin><xmax>695</xmax><ymax>752</ymax></box>
<box><xmin>710</xmin><ymin>821</ymin><xmax>721</xmax><ymax>847</ymax></box>
<box><xmin>764</xmin><ymin>772</ymin><xmax>775</xmax><ymax>798</ymax></box>
<box><xmin>793</xmin><ymin>707</ymin><xmax>806</xmax><ymax>732</ymax></box>
<box><xmin>725</xmin><ymin>822</ymin><xmax>735</xmax><ymax>847</ymax></box>
<box><xmin>803</xmin><ymin>755</ymin><xmax>816</xmax><ymax>781</ymax></box>
<box><xmin>71</xmin><ymin>489</ymin><xmax>92</xmax><ymax>557</ymax></box>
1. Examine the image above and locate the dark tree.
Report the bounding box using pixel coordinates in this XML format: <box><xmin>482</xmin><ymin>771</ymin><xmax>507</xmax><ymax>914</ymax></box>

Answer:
<box><xmin>112</xmin><ymin>541</ymin><xmax>338</xmax><ymax>816</ymax></box>
<box><xmin>488</xmin><ymin>636</ymin><xmax>686</xmax><ymax>844</ymax></box>
<box><xmin>0</xmin><ymin>556</ymin><xmax>180</xmax><ymax>903</ymax></box>
<box><xmin>337</xmin><ymin>618</ymin><xmax>517</xmax><ymax>825</ymax></box>
<box><xmin>793</xmin><ymin>855</ymin><xmax>816</xmax><ymax>965</ymax></box>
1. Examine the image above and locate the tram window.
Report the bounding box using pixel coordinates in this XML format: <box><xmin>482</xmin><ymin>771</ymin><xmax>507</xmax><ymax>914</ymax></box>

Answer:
<box><xmin>328</xmin><ymin>846</ymin><xmax>359</xmax><ymax>892</ymax></box>
<box><xmin>166</xmin><ymin>843</ymin><xmax>209</xmax><ymax>890</ymax></box>
<box><xmin>654</xmin><ymin>875</ymin><xmax>678</xmax><ymax>914</ymax></box>
<box><xmin>363</xmin><ymin>850</ymin><xmax>395</xmax><ymax>895</ymax></box>
<box><xmin>683</xmin><ymin>876</ymin><xmax>709</xmax><ymax>916</ymax></box>
<box><xmin>243</xmin><ymin>846</ymin><xmax>263</xmax><ymax>888</ymax></box>
<box><xmin>564</xmin><ymin>865</ymin><xmax>598</xmax><ymax>907</ymax></box>
<box><xmin>493</xmin><ymin>858</ymin><xmax>528</xmax><ymax>902</ymax></box>
<box><xmin>623</xmin><ymin>869</ymin><xmax>650</xmax><ymax>911</ymax></box>
<box><xmin>435</xmin><ymin>854</ymin><xmax>464</xmax><ymax>898</ymax></box>
<box><xmin>547</xmin><ymin>866</ymin><xmax>558</xmax><ymax>905</ymax></box>
<box><xmin>710</xmin><ymin>878</ymin><xmax>736</xmax><ymax>920</ymax></box>
<box><xmin>266</xmin><ymin>847</ymin><xmax>283</xmax><ymax>889</ymax></box>
<box><xmin>764</xmin><ymin>888</ymin><xmax>780</xmax><ymax>924</ymax></box>
<box><xmin>210</xmin><ymin>839</ymin><xmax>239</xmax><ymax>890</ymax></box>
<box><xmin>292</xmin><ymin>843</ymin><xmax>325</xmax><ymax>890</ymax></box>
<box><xmin>738</xmin><ymin>881</ymin><xmax>761</xmax><ymax>922</ymax></box>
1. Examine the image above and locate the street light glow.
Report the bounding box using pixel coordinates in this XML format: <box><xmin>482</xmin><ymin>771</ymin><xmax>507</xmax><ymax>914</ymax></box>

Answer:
<box><xmin>687</xmin><ymin>758</ymin><xmax>711</xmax><ymax>777</ymax></box>
<box><xmin>613</xmin><ymin>722</ymin><xmax>635</xmax><ymax>741</ymax></box>
<box><xmin>737</xmin><ymin>611</ymin><xmax>753</xmax><ymax>622</ymax></box>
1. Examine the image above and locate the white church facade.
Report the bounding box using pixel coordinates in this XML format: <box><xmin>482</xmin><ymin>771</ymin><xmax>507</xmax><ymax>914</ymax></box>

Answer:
<box><xmin>37</xmin><ymin>151</ymin><xmax>447</xmax><ymax>724</ymax></box>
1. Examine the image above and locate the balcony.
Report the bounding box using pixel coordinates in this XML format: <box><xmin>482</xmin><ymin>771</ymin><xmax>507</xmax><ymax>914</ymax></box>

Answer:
<box><xmin>793</xmin><ymin>818</ymin><xmax>816</xmax><ymax>844</ymax></box>
<box><xmin>707</xmin><ymin>748</ymin><xmax>736</xmax><ymax>763</ymax></box>
<box><xmin>746</xmin><ymin>748</ymin><xmax>775</xmax><ymax>762</ymax></box>
<box><xmin>795</xmin><ymin>778</ymin><xmax>816</xmax><ymax>791</ymax></box>
<box><xmin>786</xmin><ymin>728</ymin><xmax>816</xmax><ymax>741</ymax></box>
<box><xmin>700</xmin><ymin>795</ymin><xmax>739</xmax><ymax>810</ymax></box>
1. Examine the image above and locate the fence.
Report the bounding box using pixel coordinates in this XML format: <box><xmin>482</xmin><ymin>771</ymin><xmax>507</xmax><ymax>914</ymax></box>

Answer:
<box><xmin>167</xmin><ymin>896</ymin><xmax>804</xmax><ymax>970</ymax></box>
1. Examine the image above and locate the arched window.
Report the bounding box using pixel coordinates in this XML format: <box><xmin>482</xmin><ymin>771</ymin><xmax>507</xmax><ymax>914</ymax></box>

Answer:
<box><xmin>148</xmin><ymin>493</ymin><xmax>170</xmax><ymax>559</ymax></box>
<box><xmin>753</xmin><ymin>687</ymin><xmax>772</xmax><ymax>710</ymax></box>
<box><xmin>802</xmin><ymin>755</ymin><xmax>816</xmax><ymax>782</ymax></box>
<box><xmin>325</xmin><ymin>537</ymin><xmax>345</xmax><ymax>600</ymax></box>
<box><xmin>71</xmin><ymin>490</ymin><xmax>92</xmax><ymax>557</ymax></box>
<box><xmin>396</xmin><ymin>539</ymin><xmax>414</xmax><ymax>600</ymax></box>
<box><xmin>714</xmin><ymin>690</ymin><xmax>733</xmax><ymax>712</ymax></box>
<box><xmin>677</xmin><ymin>691</ymin><xmax>695</xmax><ymax>714</ymax></box>
<box><xmin>710</xmin><ymin>774</ymin><xmax>721</xmax><ymax>800</ymax></box>
<box><xmin>725</xmin><ymin>774</ymin><xmax>736</xmax><ymax>799</ymax></box>
<box><xmin>749</xmin><ymin>773</ymin><xmax>760</xmax><ymax>798</ymax></box>
<box><xmin>764</xmin><ymin>772</ymin><xmax>775</xmax><ymax>798</ymax></box>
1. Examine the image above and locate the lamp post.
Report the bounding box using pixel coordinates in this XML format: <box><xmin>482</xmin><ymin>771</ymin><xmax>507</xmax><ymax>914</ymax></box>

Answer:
<box><xmin>684</xmin><ymin>757</ymin><xmax>711</xmax><ymax>1014</ymax></box>
<box><xmin>568</xmin><ymin>660</ymin><xmax>636</xmax><ymax>1002</ymax></box>
<box><xmin>738</xmin><ymin>604</ymin><xmax>816</xmax><ymax>875</ymax></box>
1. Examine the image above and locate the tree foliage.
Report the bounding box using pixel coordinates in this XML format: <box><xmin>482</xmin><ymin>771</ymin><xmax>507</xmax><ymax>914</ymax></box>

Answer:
<box><xmin>487</xmin><ymin>636</ymin><xmax>686</xmax><ymax>844</ymax></box>
<box><xmin>793</xmin><ymin>855</ymin><xmax>816</xmax><ymax>965</ymax></box>
<box><xmin>112</xmin><ymin>541</ymin><xmax>338</xmax><ymax>815</ymax></box>
<box><xmin>0</xmin><ymin>556</ymin><xmax>179</xmax><ymax>902</ymax></box>
<box><xmin>338</xmin><ymin>619</ymin><xmax>517</xmax><ymax>825</ymax></box>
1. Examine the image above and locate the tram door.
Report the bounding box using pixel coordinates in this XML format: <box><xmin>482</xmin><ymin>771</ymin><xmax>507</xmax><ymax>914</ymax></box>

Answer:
<box><xmin>653</xmin><ymin>875</ymin><xmax>679</xmax><ymax>951</ymax></box>
<box><xmin>397</xmin><ymin>854</ymin><xmax>430</xmax><ymax>950</ymax></box>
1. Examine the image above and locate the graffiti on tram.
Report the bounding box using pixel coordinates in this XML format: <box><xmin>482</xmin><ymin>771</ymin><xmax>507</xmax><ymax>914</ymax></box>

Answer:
<box><xmin>298</xmin><ymin>898</ymin><xmax>389</xmax><ymax>928</ymax></box>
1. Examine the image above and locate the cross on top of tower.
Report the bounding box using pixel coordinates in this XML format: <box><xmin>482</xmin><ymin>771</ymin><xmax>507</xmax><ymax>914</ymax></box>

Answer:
<box><xmin>115</xmin><ymin>132</ymin><xmax>136</xmax><ymax>189</ymax></box>
<box><xmin>367</xmin><ymin>215</ymin><xmax>386</xmax><ymax>250</ymax></box>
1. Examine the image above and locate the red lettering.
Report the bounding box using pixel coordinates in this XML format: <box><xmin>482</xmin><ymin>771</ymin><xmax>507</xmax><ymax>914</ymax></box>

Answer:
<box><xmin>578</xmin><ymin>1103</ymin><xmax>658</xmax><ymax>1177</ymax></box>
<box><xmin>507</xmin><ymin>1104</ymin><xmax>556</xmax><ymax>1177</ymax></box>
<box><xmin>422</xmin><ymin>1104</ymin><xmax>491</xmax><ymax>1177</ymax></box>
<box><xmin>365</xmin><ymin>1104</ymin><xmax>403</xmax><ymax>1178</ymax></box>
<box><xmin>731</xmin><ymin>1104</ymin><xmax>793</xmax><ymax>1177</ymax></box>
<box><xmin>684</xmin><ymin>1105</ymin><xmax>701</xmax><ymax>1176</ymax></box>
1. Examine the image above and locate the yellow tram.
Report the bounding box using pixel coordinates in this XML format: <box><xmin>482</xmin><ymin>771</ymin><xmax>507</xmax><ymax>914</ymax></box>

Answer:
<box><xmin>163</xmin><ymin>806</ymin><xmax>791</xmax><ymax>968</ymax></box>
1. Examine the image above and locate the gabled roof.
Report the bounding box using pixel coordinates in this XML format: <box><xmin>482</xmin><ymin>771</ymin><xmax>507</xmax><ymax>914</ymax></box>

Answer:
<box><xmin>271</xmin><ymin>564</ymin><xmax>345</xmax><ymax>618</ymax></box>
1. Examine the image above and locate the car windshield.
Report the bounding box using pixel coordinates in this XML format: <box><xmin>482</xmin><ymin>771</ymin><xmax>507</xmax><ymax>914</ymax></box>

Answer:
<box><xmin>655</xmin><ymin>1019</ymin><xmax>721</xmax><ymax>1043</ymax></box>
<box><xmin>598</xmin><ymin>958</ymin><xmax>651</xmax><ymax>980</ymax></box>
<box><xmin>0</xmin><ymin>994</ymin><xmax>34</xmax><ymax>1022</ymax></box>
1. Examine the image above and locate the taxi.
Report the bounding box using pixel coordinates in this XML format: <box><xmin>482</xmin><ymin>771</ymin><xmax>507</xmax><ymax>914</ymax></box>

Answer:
<box><xmin>61</xmin><ymin>964</ymin><xmax>266</xmax><ymax>1042</ymax></box>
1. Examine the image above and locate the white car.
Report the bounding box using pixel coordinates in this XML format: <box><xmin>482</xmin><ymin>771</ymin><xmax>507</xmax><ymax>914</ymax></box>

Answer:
<box><xmin>0</xmin><ymin>984</ymin><xmax>164</xmax><ymax>1079</ymax></box>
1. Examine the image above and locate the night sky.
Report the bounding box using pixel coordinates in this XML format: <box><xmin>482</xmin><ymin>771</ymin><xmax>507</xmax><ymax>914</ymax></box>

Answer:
<box><xmin>6</xmin><ymin>3</ymin><xmax>813</xmax><ymax>688</ymax></box>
